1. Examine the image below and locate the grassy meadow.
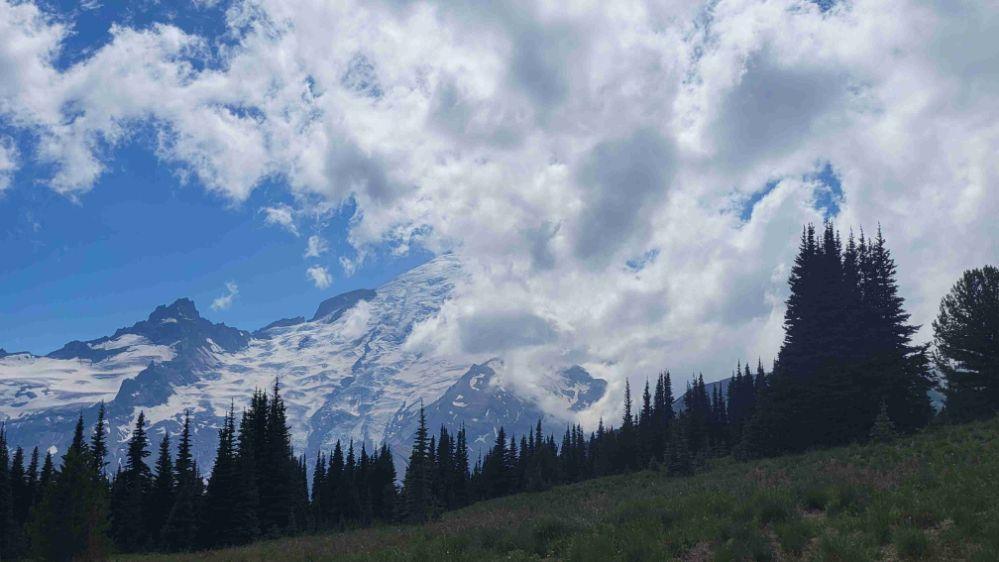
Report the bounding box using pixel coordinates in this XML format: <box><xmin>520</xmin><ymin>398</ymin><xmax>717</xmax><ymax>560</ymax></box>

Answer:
<box><xmin>124</xmin><ymin>417</ymin><xmax>999</xmax><ymax>561</ymax></box>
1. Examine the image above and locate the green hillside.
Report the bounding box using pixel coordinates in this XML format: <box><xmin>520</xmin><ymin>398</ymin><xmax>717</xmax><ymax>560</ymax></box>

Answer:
<box><xmin>125</xmin><ymin>417</ymin><xmax>999</xmax><ymax>561</ymax></box>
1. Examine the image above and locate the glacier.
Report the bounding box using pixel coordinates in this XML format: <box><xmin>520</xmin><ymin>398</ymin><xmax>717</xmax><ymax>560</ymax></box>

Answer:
<box><xmin>0</xmin><ymin>255</ymin><xmax>606</xmax><ymax>472</ymax></box>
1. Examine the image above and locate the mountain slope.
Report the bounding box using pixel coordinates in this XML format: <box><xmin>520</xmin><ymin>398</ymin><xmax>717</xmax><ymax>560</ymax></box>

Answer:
<box><xmin>1</xmin><ymin>255</ymin><xmax>606</xmax><ymax>471</ymax></box>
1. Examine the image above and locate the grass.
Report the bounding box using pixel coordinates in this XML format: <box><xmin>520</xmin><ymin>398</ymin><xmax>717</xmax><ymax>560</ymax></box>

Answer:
<box><xmin>124</xmin><ymin>416</ymin><xmax>999</xmax><ymax>561</ymax></box>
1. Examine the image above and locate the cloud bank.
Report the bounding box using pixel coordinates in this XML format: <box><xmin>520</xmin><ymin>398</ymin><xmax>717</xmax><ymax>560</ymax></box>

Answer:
<box><xmin>1</xmin><ymin>0</ymin><xmax>997</xmax><ymax>421</ymax></box>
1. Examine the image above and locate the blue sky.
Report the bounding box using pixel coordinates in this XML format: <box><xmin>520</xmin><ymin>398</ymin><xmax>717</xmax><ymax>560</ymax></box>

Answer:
<box><xmin>1</xmin><ymin>129</ymin><xmax>427</xmax><ymax>355</ymax></box>
<box><xmin>1</xmin><ymin>0</ymin><xmax>996</xmax><ymax>380</ymax></box>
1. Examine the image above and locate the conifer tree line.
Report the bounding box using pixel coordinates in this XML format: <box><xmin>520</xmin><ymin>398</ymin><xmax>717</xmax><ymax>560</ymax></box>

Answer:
<box><xmin>0</xmin><ymin>222</ymin><xmax>995</xmax><ymax>560</ymax></box>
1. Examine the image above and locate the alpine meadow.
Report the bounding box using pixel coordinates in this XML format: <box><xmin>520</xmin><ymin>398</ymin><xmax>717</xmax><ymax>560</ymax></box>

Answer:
<box><xmin>1</xmin><ymin>0</ymin><xmax>998</xmax><ymax>561</ymax></box>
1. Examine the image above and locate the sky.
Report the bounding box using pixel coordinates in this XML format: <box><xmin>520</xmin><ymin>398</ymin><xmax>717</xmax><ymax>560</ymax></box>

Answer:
<box><xmin>0</xmin><ymin>0</ymin><xmax>997</xmax><ymax>392</ymax></box>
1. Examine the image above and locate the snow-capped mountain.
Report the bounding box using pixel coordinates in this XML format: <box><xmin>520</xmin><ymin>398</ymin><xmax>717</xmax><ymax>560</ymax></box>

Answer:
<box><xmin>384</xmin><ymin>360</ymin><xmax>607</xmax><ymax>454</ymax></box>
<box><xmin>0</xmin><ymin>255</ymin><xmax>606</xmax><ymax>471</ymax></box>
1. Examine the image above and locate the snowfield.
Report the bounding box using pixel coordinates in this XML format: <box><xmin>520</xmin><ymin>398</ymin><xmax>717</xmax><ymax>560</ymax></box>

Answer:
<box><xmin>0</xmin><ymin>255</ymin><xmax>606</xmax><ymax>471</ymax></box>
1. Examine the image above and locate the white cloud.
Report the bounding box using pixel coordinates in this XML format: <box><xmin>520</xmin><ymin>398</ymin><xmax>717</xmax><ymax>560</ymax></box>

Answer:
<box><xmin>1</xmin><ymin>0</ymin><xmax>997</xmax><ymax>424</ymax></box>
<box><xmin>306</xmin><ymin>265</ymin><xmax>332</xmax><ymax>289</ymax></box>
<box><xmin>211</xmin><ymin>281</ymin><xmax>238</xmax><ymax>311</ymax></box>
<box><xmin>339</xmin><ymin>255</ymin><xmax>358</xmax><ymax>276</ymax></box>
<box><xmin>304</xmin><ymin>235</ymin><xmax>328</xmax><ymax>258</ymax></box>
<box><xmin>261</xmin><ymin>205</ymin><xmax>297</xmax><ymax>235</ymax></box>
<box><xmin>0</xmin><ymin>136</ymin><xmax>17</xmax><ymax>191</ymax></box>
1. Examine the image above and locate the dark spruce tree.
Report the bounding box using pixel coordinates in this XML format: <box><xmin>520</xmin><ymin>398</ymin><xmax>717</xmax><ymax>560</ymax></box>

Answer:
<box><xmin>745</xmin><ymin>223</ymin><xmax>931</xmax><ymax>456</ymax></box>
<box><xmin>148</xmin><ymin>433</ymin><xmax>175</xmax><ymax>545</ymax></box>
<box><xmin>10</xmin><ymin>445</ymin><xmax>28</xmax><ymax>544</ymax></box>
<box><xmin>91</xmin><ymin>401</ymin><xmax>109</xmax><ymax>479</ymax></box>
<box><xmin>402</xmin><ymin>406</ymin><xmax>434</xmax><ymax>522</ymax></box>
<box><xmin>25</xmin><ymin>447</ymin><xmax>40</xmax><ymax>522</ymax></box>
<box><xmin>618</xmin><ymin>380</ymin><xmax>638</xmax><ymax>471</ymax></box>
<box><xmin>112</xmin><ymin>411</ymin><xmax>153</xmax><ymax>552</ymax></box>
<box><xmin>0</xmin><ymin>427</ymin><xmax>16</xmax><ymax>558</ymax></box>
<box><xmin>261</xmin><ymin>381</ymin><xmax>297</xmax><ymax>535</ymax></box>
<box><xmin>29</xmin><ymin>414</ymin><xmax>110</xmax><ymax>560</ymax></box>
<box><xmin>202</xmin><ymin>406</ymin><xmax>258</xmax><ymax>547</ymax></box>
<box><xmin>162</xmin><ymin>410</ymin><xmax>201</xmax><ymax>551</ymax></box>
<box><xmin>858</xmin><ymin>227</ymin><xmax>933</xmax><ymax>433</ymax></box>
<box><xmin>934</xmin><ymin>265</ymin><xmax>999</xmax><ymax>421</ymax></box>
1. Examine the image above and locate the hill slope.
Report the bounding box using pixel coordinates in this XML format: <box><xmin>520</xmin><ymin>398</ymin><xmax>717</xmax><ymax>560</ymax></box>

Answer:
<box><xmin>125</xmin><ymin>417</ymin><xmax>999</xmax><ymax>561</ymax></box>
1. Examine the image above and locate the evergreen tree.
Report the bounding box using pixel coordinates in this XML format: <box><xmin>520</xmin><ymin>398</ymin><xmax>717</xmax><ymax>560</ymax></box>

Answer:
<box><xmin>148</xmin><ymin>433</ymin><xmax>175</xmax><ymax>544</ymax></box>
<box><xmin>754</xmin><ymin>359</ymin><xmax>768</xmax><ymax>393</ymax></box>
<box><xmin>0</xmin><ymin>427</ymin><xmax>16</xmax><ymax>557</ymax></box>
<box><xmin>651</xmin><ymin>371</ymin><xmax>674</xmax><ymax>463</ymax></box>
<box><xmin>38</xmin><ymin>450</ymin><xmax>55</xmax><ymax>493</ymax></box>
<box><xmin>29</xmin><ymin>414</ymin><xmax>110</xmax><ymax>560</ymax></box>
<box><xmin>202</xmin><ymin>406</ymin><xmax>258</xmax><ymax>547</ymax></box>
<box><xmin>292</xmin><ymin>454</ymin><xmax>311</xmax><ymax>531</ymax></box>
<box><xmin>638</xmin><ymin>380</ymin><xmax>655</xmax><ymax>466</ymax></box>
<box><xmin>261</xmin><ymin>380</ymin><xmax>297</xmax><ymax>534</ymax></box>
<box><xmin>481</xmin><ymin>427</ymin><xmax>511</xmax><ymax>498</ymax></box>
<box><xmin>372</xmin><ymin>444</ymin><xmax>397</xmax><ymax>521</ymax></box>
<box><xmin>91</xmin><ymin>401</ymin><xmax>109</xmax><ymax>479</ymax></box>
<box><xmin>338</xmin><ymin>440</ymin><xmax>360</xmax><ymax>523</ymax></box>
<box><xmin>311</xmin><ymin>452</ymin><xmax>327</xmax><ymax>529</ymax></box>
<box><xmin>934</xmin><ymin>265</ymin><xmax>999</xmax><ymax>421</ymax></box>
<box><xmin>860</xmin><ymin>227</ymin><xmax>933</xmax><ymax>433</ymax></box>
<box><xmin>162</xmin><ymin>410</ymin><xmax>200</xmax><ymax>551</ymax></box>
<box><xmin>618</xmin><ymin>380</ymin><xmax>638</xmax><ymax>470</ymax></box>
<box><xmin>745</xmin><ymin>223</ymin><xmax>929</xmax><ymax>455</ymax></box>
<box><xmin>402</xmin><ymin>406</ymin><xmax>434</xmax><ymax>522</ymax></box>
<box><xmin>112</xmin><ymin>411</ymin><xmax>153</xmax><ymax>552</ymax></box>
<box><xmin>326</xmin><ymin>441</ymin><xmax>345</xmax><ymax>526</ymax></box>
<box><xmin>25</xmin><ymin>447</ymin><xmax>39</xmax><ymax>519</ymax></box>
<box><xmin>870</xmin><ymin>399</ymin><xmax>898</xmax><ymax>443</ymax></box>
<box><xmin>11</xmin><ymin>446</ymin><xmax>28</xmax><ymax>526</ymax></box>
<box><xmin>453</xmin><ymin>426</ymin><xmax>470</xmax><ymax>505</ymax></box>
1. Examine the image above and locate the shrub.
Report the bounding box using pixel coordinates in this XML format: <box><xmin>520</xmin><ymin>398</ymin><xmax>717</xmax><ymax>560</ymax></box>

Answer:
<box><xmin>817</xmin><ymin>531</ymin><xmax>870</xmax><ymax>561</ymax></box>
<box><xmin>714</xmin><ymin>524</ymin><xmax>773</xmax><ymax>562</ymax></box>
<box><xmin>802</xmin><ymin>485</ymin><xmax>832</xmax><ymax>511</ymax></box>
<box><xmin>754</xmin><ymin>493</ymin><xmax>792</xmax><ymax>525</ymax></box>
<box><xmin>527</xmin><ymin>517</ymin><xmax>578</xmax><ymax>556</ymax></box>
<box><xmin>774</xmin><ymin>519</ymin><xmax>813</xmax><ymax>555</ymax></box>
<box><xmin>893</xmin><ymin>527</ymin><xmax>930</xmax><ymax>560</ymax></box>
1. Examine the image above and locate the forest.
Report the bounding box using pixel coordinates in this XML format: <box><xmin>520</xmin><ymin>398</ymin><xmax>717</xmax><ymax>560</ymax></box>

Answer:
<box><xmin>1</xmin><ymin>223</ymin><xmax>997</xmax><ymax>560</ymax></box>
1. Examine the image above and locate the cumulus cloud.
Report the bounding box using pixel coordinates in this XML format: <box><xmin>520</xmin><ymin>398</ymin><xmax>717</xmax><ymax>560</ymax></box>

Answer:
<box><xmin>304</xmin><ymin>235</ymin><xmax>328</xmax><ymax>258</ymax></box>
<box><xmin>211</xmin><ymin>281</ymin><xmax>238</xmax><ymax>311</ymax></box>
<box><xmin>1</xmin><ymin>0</ymin><xmax>997</xmax><ymax>424</ymax></box>
<box><xmin>306</xmin><ymin>265</ymin><xmax>332</xmax><ymax>289</ymax></box>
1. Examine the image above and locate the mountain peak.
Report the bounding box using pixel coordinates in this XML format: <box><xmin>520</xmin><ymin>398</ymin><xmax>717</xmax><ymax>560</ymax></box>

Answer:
<box><xmin>150</xmin><ymin>298</ymin><xmax>200</xmax><ymax>322</ymax></box>
<box><xmin>311</xmin><ymin>289</ymin><xmax>376</xmax><ymax>322</ymax></box>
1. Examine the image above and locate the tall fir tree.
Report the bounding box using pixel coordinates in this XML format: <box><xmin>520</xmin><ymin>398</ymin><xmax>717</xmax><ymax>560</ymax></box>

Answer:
<box><xmin>0</xmin><ymin>427</ymin><xmax>16</xmax><ymax>557</ymax></box>
<box><xmin>261</xmin><ymin>380</ymin><xmax>297</xmax><ymax>534</ymax></box>
<box><xmin>91</xmin><ymin>401</ymin><xmax>109</xmax><ymax>479</ymax></box>
<box><xmin>29</xmin><ymin>414</ymin><xmax>110</xmax><ymax>560</ymax></box>
<box><xmin>618</xmin><ymin>380</ymin><xmax>638</xmax><ymax>470</ymax></box>
<box><xmin>402</xmin><ymin>406</ymin><xmax>434</xmax><ymax>522</ymax></box>
<box><xmin>112</xmin><ymin>411</ymin><xmax>153</xmax><ymax>552</ymax></box>
<box><xmin>162</xmin><ymin>410</ymin><xmax>200</xmax><ymax>551</ymax></box>
<box><xmin>745</xmin><ymin>223</ymin><xmax>930</xmax><ymax>456</ymax></box>
<box><xmin>148</xmin><ymin>433</ymin><xmax>175</xmax><ymax>545</ymax></box>
<box><xmin>202</xmin><ymin>406</ymin><xmax>258</xmax><ymax>547</ymax></box>
<box><xmin>25</xmin><ymin>447</ymin><xmax>40</xmax><ymax>520</ymax></box>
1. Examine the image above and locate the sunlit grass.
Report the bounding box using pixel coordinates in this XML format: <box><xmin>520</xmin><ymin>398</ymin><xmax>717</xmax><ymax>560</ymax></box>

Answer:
<box><xmin>124</xmin><ymin>416</ymin><xmax>999</xmax><ymax>561</ymax></box>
